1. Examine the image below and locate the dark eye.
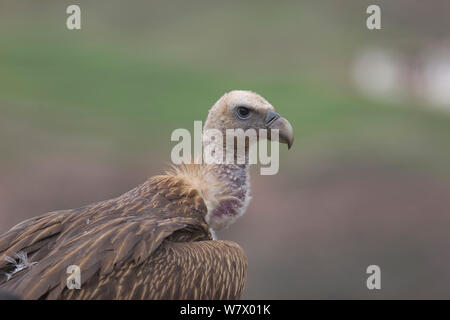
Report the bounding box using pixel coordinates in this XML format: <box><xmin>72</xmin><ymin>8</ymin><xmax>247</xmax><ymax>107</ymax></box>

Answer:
<box><xmin>236</xmin><ymin>106</ymin><xmax>251</xmax><ymax>119</ymax></box>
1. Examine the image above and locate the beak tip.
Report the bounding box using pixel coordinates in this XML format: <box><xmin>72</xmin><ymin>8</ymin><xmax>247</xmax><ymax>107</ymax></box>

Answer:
<box><xmin>268</xmin><ymin>114</ymin><xmax>294</xmax><ymax>150</ymax></box>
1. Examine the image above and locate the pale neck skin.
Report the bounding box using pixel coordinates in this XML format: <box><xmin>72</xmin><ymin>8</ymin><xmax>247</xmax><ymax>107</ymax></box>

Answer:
<box><xmin>202</xmin><ymin>126</ymin><xmax>252</xmax><ymax>231</ymax></box>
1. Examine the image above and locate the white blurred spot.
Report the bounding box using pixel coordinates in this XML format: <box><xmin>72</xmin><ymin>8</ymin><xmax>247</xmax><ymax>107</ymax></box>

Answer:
<box><xmin>352</xmin><ymin>48</ymin><xmax>403</xmax><ymax>101</ymax></box>
<box><xmin>421</xmin><ymin>50</ymin><xmax>450</xmax><ymax>109</ymax></box>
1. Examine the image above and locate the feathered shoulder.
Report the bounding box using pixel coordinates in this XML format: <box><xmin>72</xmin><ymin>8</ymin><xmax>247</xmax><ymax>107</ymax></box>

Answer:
<box><xmin>152</xmin><ymin>164</ymin><xmax>235</xmax><ymax>217</ymax></box>
<box><xmin>0</xmin><ymin>164</ymin><xmax>228</xmax><ymax>298</ymax></box>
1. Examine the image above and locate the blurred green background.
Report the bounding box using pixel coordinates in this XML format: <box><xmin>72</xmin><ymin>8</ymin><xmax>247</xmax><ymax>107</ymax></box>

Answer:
<box><xmin>1</xmin><ymin>0</ymin><xmax>450</xmax><ymax>298</ymax></box>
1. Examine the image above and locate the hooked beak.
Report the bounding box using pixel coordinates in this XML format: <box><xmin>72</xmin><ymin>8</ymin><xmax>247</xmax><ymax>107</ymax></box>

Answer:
<box><xmin>265</xmin><ymin>109</ymin><xmax>294</xmax><ymax>149</ymax></box>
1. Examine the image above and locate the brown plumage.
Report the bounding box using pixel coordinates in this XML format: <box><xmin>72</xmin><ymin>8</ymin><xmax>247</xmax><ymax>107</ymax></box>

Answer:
<box><xmin>0</xmin><ymin>90</ymin><xmax>293</xmax><ymax>299</ymax></box>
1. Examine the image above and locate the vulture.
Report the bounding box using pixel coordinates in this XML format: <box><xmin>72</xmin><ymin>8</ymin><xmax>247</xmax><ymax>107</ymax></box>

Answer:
<box><xmin>0</xmin><ymin>90</ymin><xmax>294</xmax><ymax>299</ymax></box>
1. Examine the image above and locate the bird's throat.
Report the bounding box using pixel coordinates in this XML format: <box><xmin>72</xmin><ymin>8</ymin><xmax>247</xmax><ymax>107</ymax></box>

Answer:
<box><xmin>201</xmin><ymin>130</ymin><xmax>252</xmax><ymax>231</ymax></box>
<box><xmin>204</xmin><ymin>162</ymin><xmax>251</xmax><ymax>231</ymax></box>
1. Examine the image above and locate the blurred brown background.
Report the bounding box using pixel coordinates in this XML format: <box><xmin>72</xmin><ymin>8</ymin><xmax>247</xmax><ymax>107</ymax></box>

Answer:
<box><xmin>1</xmin><ymin>0</ymin><xmax>450</xmax><ymax>298</ymax></box>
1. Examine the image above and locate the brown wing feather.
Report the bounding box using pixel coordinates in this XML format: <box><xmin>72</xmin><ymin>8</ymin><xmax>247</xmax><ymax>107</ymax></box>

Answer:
<box><xmin>62</xmin><ymin>240</ymin><xmax>248</xmax><ymax>300</ymax></box>
<box><xmin>0</xmin><ymin>173</ymin><xmax>218</xmax><ymax>299</ymax></box>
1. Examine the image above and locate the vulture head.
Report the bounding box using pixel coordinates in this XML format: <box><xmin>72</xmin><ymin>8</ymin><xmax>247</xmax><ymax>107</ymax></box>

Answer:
<box><xmin>203</xmin><ymin>90</ymin><xmax>294</xmax><ymax>150</ymax></box>
<box><xmin>197</xmin><ymin>90</ymin><xmax>294</xmax><ymax>231</ymax></box>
